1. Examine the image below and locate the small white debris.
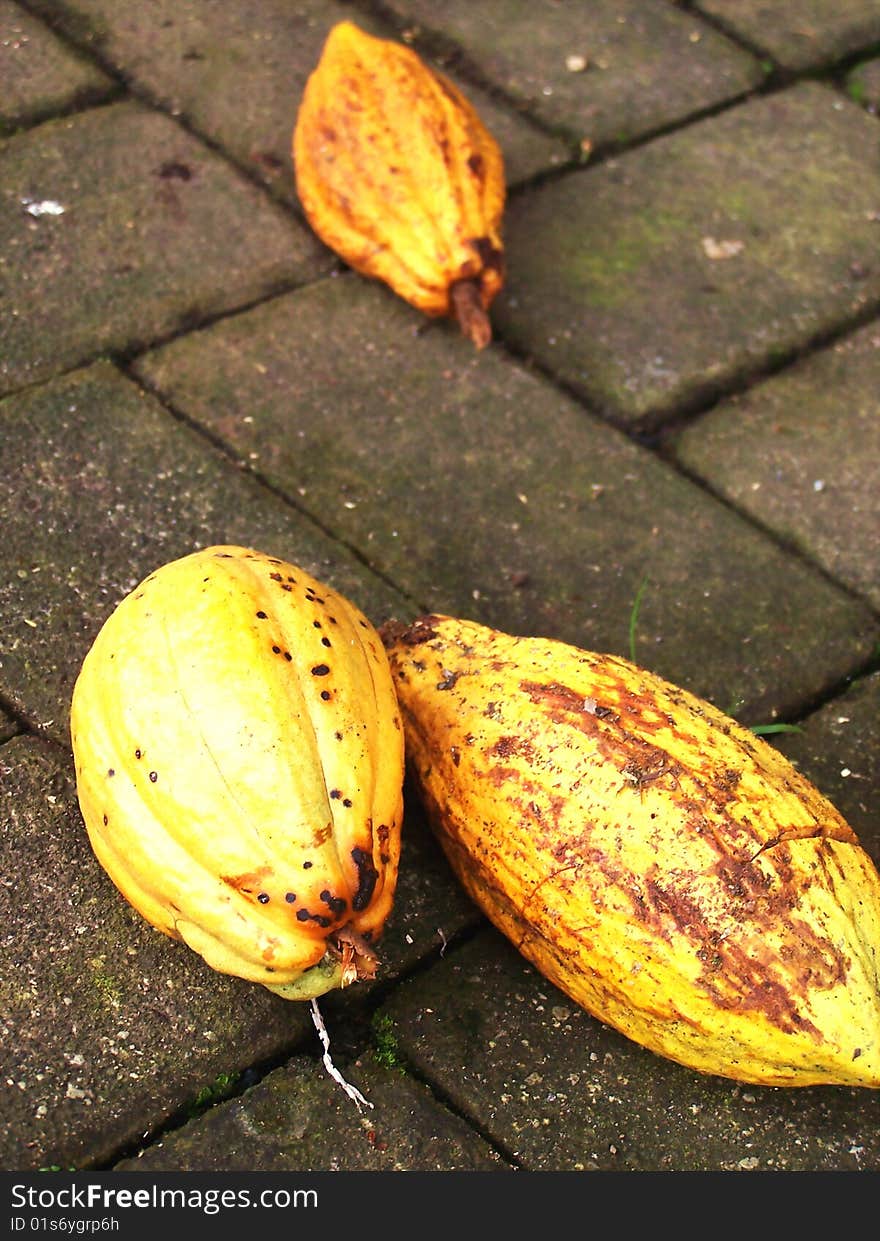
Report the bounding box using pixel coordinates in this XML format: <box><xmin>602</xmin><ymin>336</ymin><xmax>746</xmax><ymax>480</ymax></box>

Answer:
<box><xmin>813</xmin><ymin>479</ymin><xmax>826</xmax><ymax>492</ymax></box>
<box><xmin>309</xmin><ymin>999</ymin><xmax>373</xmax><ymax>1111</ymax></box>
<box><xmin>22</xmin><ymin>198</ymin><xmax>65</xmax><ymax>217</ymax></box>
<box><xmin>701</xmin><ymin>236</ymin><xmax>744</xmax><ymax>260</ymax></box>
<box><xmin>566</xmin><ymin>54</ymin><xmax>588</xmax><ymax>72</ymax></box>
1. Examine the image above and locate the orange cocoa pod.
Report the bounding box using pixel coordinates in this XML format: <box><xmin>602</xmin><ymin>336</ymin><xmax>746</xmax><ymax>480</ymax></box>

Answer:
<box><xmin>293</xmin><ymin>21</ymin><xmax>506</xmax><ymax>349</ymax></box>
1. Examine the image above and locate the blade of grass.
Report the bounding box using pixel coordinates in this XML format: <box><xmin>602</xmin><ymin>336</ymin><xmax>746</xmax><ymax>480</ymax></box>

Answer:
<box><xmin>628</xmin><ymin>575</ymin><xmax>649</xmax><ymax>663</ymax></box>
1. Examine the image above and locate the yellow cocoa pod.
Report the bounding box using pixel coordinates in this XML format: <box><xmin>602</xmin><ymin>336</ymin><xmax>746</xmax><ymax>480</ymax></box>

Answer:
<box><xmin>70</xmin><ymin>546</ymin><xmax>405</xmax><ymax>1001</ymax></box>
<box><xmin>293</xmin><ymin>20</ymin><xmax>506</xmax><ymax>349</ymax></box>
<box><xmin>381</xmin><ymin>613</ymin><xmax>880</xmax><ymax>1087</ymax></box>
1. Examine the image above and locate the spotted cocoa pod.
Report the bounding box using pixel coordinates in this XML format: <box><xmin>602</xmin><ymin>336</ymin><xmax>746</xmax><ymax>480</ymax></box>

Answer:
<box><xmin>71</xmin><ymin>545</ymin><xmax>404</xmax><ymax>1000</ymax></box>
<box><xmin>293</xmin><ymin>20</ymin><xmax>506</xmax><ymax>349</ymax></box>
<box><xmin>382</xmin><ymin>613</ymin><xmax>880</xmax><ymax>1087</ymax></box>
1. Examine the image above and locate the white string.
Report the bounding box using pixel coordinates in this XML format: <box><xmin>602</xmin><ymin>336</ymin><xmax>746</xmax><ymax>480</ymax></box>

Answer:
<box><xmin>309</xmin><ymin>998</ymin><xmax>374</xmax><ymax>1111</ymax></box>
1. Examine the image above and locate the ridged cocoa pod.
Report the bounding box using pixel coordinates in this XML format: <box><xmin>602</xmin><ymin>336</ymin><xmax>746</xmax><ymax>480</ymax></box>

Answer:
<box><xmin>382</xmin><ymin>613</ymin><xmax>880</xmax><ymax>1087</ymax></box>
<box><xmin>71</xmin><ymin>546</ymin><xmax>405</xmax><ymax>1001</ymax></box>
<box><xmin>293</xmin><ymin>21</ymin><xmax>506</xmax><ymax>349</ymax></box>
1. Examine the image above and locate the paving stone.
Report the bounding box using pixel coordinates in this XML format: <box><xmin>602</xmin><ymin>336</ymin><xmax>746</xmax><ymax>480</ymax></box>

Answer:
<box><xmin>0</xmin><ymin>707</ymin><xmax>18</xmax><ymax>743</ymax></box>
<box><xmin>0</xmin><ymin>99</ymin><xmax>326</xmax><ymax>398</ymax></box>
<box><xmin>674</xmin><ymin>320</ymin><xmax>880</xmax><ymax>611</ymax></box>
<box><xmin>0</xmin><ymin>0</ymin><xmax>116</xmax><ymax>135</ymax></box>
<box><xmin>695</xmin><ymin>0</ymin><xmax>880</xmax><ymax>71</ymax></box>
<box><xmin>22</xmin><ymin>0</ymin><xmax>568</xmax><ymax>203</ymax></box>
<box><xmin>774</xmin><ymin>671</ymin><xmax>880</xmax><ymax>855</ymax></box>
<box><xmin>379</xmin><ymin>928</ymin><xmax>880</xmax><ymax>1171</ymax></box>
<box><xmin>0</xmin><ymin>361</ymin><xmax>404</xmax><ymax>748</ymax></box>
<box><xmin>846</xmin><ymin>56</ymin><xmax>880</xmax><ymax>113</ymax></box>
<box><xmin>492</xmin><ymin>82</ymin><xmax>880</xmax><ymax>427</ymax></box>
<box><xmin>114</xmin><ymin>1049</ymin><xmax>509</xmax><ymax>1171</ymax></box>
<box><xmin>381</xmin><ymin>0</ymin><xmax>763</xmax><ymax>146</ymax></box>
<box><xmin>133</xmin><ymin>274</ymin><xmax>878</xmax><ymax>724</ymax></box>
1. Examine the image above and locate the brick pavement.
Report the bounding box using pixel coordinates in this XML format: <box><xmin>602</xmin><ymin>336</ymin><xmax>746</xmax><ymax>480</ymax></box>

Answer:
<box><xmin>1</xmin><ymin>0</ymin><xmax>879</xmax><ymax>1173</ymax></box>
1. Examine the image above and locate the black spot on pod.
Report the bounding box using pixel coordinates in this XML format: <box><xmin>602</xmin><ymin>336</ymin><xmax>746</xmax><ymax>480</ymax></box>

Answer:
<box><xmin>257</xmin><ymin>892</ymin><xmax>270</xmax><ymax>904</ymax></box>
<box><xmin>320</xmin><ymin>889</ymin><xmax>347</xmax><ymax>916</ymax></box>
<box><xmin>296</xmin><ymin>907</ymin><xmax>331</xmax><ymax>927</ymax></box>
<box><xmin>311</xmin><ymin>664</ymin><xmax>330</xmax><ymax>677</ymax></box>
<box><xmin>350</xmin><ymin>846</ymin><xmax>379</xmax><ymax>912</ymax></box>
<box><xmin>149</xmin><ymin>771</ymin><xmax>158</xmax><ymax>783</ymax></box>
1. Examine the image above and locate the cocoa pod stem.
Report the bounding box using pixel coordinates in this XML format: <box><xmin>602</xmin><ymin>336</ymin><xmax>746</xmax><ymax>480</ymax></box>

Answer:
<box><xmin>450</xmin><ymin>279</ymin><xmax>492</xmax><ymax>349</ymax></box>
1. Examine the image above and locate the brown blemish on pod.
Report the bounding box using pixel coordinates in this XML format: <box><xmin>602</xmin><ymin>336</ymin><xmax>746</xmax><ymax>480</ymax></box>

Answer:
<box><xmin>221</xmin><ymin>867</ymin><xmax>273</xmax><ymax>897</ymax></box>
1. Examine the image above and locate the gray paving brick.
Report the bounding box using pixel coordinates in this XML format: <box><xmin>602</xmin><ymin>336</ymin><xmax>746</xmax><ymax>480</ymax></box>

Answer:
<box><xmin>0</xmin><ymin>707</ymin><xmax>18</xmax><ymax>742</ymax></box>
<box><xmin>674</xmin><ymin>320</ymin><xmax>880</xmax><ymax>611</ymax></box>
<box><xmin>22</xmin><ymin>0</ymin><xmax>568</xmax><ymax>202</ymax></box>
<box><xmin>493</xmin><ymin>83</ymin><xmax>880</xmax><ymax>427</ymax></box>
<box><xmin>133</xmin><ymin>275</ymin><xmax>878</xmax><ymax>724</ymax></box>
<box><xmin>379</xmin><ymin>928</ymin><xmax>880</xmax><ymax>1171</ymax></box>
<box><xmin>382</xmin><ymin>0</ymin><xmax>763</xmax><ymax>145</ymax></box>
<box><xmin>695</xmin><ymin>0</ymin><xmax>880</xmax><ymax>71</ymax></box>
<box><xmin>846</xmin><ymin>55</ymin><xmax>880</xmax><ymax>113</ymax></box>
<box><xmin>0</xmin><ymin>100</ymin><xmax>326</xmax><ymax>398</ymax></box>
<box><xmin>114</xmin><ymin>1050</ymin><xmax>509</xmax><ymax>1170</ymax></box>
<box><xmin>0</xmin><ymin>0</ymin><xmax>115</xmax><ymax>135</ymax></box>
<box><xmin>0</xmin><ymin>361</ymin><xmax>403</xmax><ymax>747</ymax></box>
